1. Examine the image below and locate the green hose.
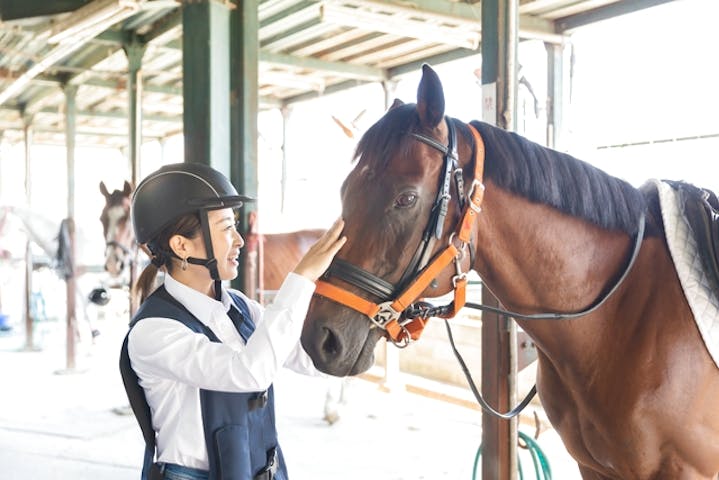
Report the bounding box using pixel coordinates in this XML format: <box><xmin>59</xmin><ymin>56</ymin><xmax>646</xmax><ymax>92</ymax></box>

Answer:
<box><xmin>472</xmin><ymin>430</ymin><xmax>552</xmax><ymax>480</ymax></box>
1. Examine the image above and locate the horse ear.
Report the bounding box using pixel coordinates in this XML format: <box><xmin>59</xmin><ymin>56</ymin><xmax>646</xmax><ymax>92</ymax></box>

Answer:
<box><xmin>388</xmin><ymin>98</ymin><xmax>404</xmax><ymax>111</ymax></box>
<box><xmin>100</xmin><ymin>181</ymin><xmax>110</xmax><ymax>198</ymax></box>
<box><xmin>416</xmin><ymin>64</ymin><xmax>445</xmax><ymax>128</ymax></box>
<box><xmin>123</xmin><ymin>181</ymin><xmax>133</xmax><ymax>196</ymax></box>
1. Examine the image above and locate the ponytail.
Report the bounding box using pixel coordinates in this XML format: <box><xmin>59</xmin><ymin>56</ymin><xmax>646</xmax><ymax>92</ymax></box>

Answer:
<box><xmin>133</xmin><ymin>262</ymin><xmax>160</xmax><ymax>305</ymax></box>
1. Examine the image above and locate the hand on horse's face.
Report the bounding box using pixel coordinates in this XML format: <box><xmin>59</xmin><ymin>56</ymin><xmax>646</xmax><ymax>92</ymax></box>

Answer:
<box><xmin>293</xmin><ymin>218</ymin><xmax>347</xmax><ymax>281</ymax></box>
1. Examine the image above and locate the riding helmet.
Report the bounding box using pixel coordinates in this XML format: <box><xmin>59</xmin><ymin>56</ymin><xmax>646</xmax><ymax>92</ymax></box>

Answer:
<box><xmin>131</xmin><ymin>162</ymin><xmax>253</xmax><ymax>244</ymax></box>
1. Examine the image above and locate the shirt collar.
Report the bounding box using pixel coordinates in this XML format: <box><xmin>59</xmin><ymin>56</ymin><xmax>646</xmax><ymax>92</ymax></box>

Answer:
<box><xmin>164</xmin><ymin>273</ymin><xmax>233</xmax><ymax>323</ymax></box>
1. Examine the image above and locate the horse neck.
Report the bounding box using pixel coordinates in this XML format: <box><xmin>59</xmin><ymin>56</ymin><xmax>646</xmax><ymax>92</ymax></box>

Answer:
<box><xmin>471</xmin><ymin>181</ymin><xmax>633</xmax><ymax>357</ymax></box>
<box><xmin>9</xmin><ymin>206</ymin><xmax>60</xmax><ymax>258</ymax></box>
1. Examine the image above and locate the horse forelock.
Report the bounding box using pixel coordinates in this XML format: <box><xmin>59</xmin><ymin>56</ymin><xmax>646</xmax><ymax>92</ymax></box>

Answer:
<box><xmin>353</xmin><ymin>103</ymin><xmax>418</xmax><ymax>174</ymax></box>
<box><xmin>470</xmin><ymin>120</ymin><xmax>646</xmax><ymax>235</ymax></box>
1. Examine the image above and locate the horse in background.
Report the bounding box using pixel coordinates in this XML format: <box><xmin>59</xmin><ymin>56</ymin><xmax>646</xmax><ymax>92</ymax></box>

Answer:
<box><xmin>243</xmin><ymin>212</ymin><xmax>324</xmax><ymax>303</ymax></box>
<box><xmin>99</xmin><ymin>181</ymin><xmax>135</xmax><ymax>284</ymax></box>
<box><xmin>243</xmin><ymin>215</ymin><xmax>351</xmax><ymax>424</ymax></box>
<box><xmin>0</xmin><ymin>204</ymin><xmax>100</xmax><ymax>342</ymax></box>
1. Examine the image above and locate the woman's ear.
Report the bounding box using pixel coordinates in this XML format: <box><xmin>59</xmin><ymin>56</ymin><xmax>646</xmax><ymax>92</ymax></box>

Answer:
<box><xmin>168</xmin><ymin>234</ymin><xmax>190</xmax><ymax>259</ymax></box>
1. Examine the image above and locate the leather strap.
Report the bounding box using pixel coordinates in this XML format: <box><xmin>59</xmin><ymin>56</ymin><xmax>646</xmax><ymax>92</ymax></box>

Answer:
<box><xmin>312</xmin><ymin>121</ymin><xmax>487</xmax><ymax>344</ymax></box>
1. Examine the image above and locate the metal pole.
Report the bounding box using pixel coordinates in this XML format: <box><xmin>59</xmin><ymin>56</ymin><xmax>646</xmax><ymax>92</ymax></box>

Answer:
<box><xmin>125</xmin><ymin>37</ymin><xmax>145</xmax><ymax>317</ymax></box>
<box><xmin>280</xmin><ymin>106</ymin><xmax>289</xmax><ymax>213</ymax></box>
<box><xmin>230</xmin><ymin>0</ymin><xmax>259</xmax><ymax>292</ymax></box>
<box><xmin>22</xmin><ymin>118</ymin><xmax>35</xmax><ymax>351</ymax></box>
<box><xmin>481</xmin><ymin>0</ymin><xmax>519</xmax><ymax>478</ymax></box>
<box><xmin>64</xmin><ymin>84</ymin><xmax>78</xmax><ymax>371</ymax></box>
<box><xmin>545</xmin><ymin>42</ymin><xmax>565</xmax><ymax>150</ymax></box>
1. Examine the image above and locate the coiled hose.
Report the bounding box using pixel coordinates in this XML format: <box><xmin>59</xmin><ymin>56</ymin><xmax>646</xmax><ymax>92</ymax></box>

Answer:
<box><xmin>472</xmin><ymin>430</ymin><xmax>552</xmax><ymax>480</ymax></box>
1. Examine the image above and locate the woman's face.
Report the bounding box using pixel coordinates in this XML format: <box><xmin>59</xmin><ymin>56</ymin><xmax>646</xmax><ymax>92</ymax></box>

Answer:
<box><xmin>206</xmin><ymin>208</ymin><xmax>245</xmax><ymax>281</ymax></box>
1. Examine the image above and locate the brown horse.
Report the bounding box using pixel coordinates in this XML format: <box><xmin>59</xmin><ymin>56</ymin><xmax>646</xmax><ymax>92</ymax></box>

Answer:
<box><xmin>301</xmin><ymin>65</ymin><xmax>719</xmax><ymax>479</ymax></box>
<box><xmin>243</xmin><ymin>212</ymin><xmax>325</xmax><ymax>302</ymax></box>
<box><xmin>99</xmin><ymin>181</ymin><xmax>135</xmax><ymax>280</ymax></box>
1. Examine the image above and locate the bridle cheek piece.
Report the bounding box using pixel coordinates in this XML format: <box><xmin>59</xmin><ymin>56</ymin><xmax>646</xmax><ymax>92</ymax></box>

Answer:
<box><xmin>313</xmin><ymin>121</ymin><xmax>486</xmax><ymax>346</ymax></box>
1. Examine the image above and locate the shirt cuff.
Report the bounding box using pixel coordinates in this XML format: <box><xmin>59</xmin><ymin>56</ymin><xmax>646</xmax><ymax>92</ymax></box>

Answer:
<box><xmin>272</xmin><ymin>271</ymin><xmax>316</xmax><ymax>310</ymax></box>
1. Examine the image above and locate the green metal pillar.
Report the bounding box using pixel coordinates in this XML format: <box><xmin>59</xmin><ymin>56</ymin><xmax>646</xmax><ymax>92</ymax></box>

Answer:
<box><xmin>183</xmin><ymin>0</ymin><xmax>232</xmax><ymax>175</ymax></box>
<box><xmin>481</xmin><ymin>1</ymin><xmax>519</xmax><ymax>479</ymax></box>
<box><xmin>124</xmin><ymin>36</ymin><xmax>146</xmax><ymax>187</ymax></box>
<box><xmin>124</xmin><ymin>36</ymin><xmax>146</xmax><ymax>316</ymax></box>
<box><xmin>230</xmin><ymin>0</ymin><xmax>259</xmax><ymax>292</ymax></box>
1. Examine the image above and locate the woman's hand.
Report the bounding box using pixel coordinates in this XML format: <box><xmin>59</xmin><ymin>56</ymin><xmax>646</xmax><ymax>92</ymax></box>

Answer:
<box><xmin>293</xmin><ymin>218</ymin><xmax>347</xmax><ymax>281</ymax></box>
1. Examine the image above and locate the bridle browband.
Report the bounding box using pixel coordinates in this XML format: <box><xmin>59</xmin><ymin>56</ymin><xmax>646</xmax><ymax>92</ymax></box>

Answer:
<box><xmin>315</xmin><ymin>117</ymin><xmax>486</xmax><ymax>347</ymax></box>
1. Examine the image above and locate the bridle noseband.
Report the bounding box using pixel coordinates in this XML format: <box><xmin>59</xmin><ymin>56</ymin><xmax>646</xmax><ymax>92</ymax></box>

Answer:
<box><xmin>314</xmin><ymin>118</ymin><xmax>486</xmax><ymax>346</ymax></box>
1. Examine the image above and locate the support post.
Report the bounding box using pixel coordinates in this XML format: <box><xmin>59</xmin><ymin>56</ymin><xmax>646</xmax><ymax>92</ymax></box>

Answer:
<box><xmin>124</xmin><ymin>37</ymin><xmax>146</xmax><ymax>317</ymax></box>
<box><xmin>64</xmin><ymin>84</ymin><xmax>78</xmax><ymax>371</ymax></box>
<box><xmin>183</xmin><ymin>0</ymin><xmax>232</xmax><ymax>175</ymax></box>
<box><xmin>545</xmin><ymin>42</ymin><xmax>565</xmax><ymax>150</ymax></box>
<box><xmin>124</xmin><ymin>37</ymin><xmax>145</xmax><ymax>188</ymax></box>
<box><xmin>280</xmin><ymin>105</ymin><xmax>289</xmax><ymax>214</ymax></box>
<box><xmin>22</xmin><ymin>117</ymin><xmax>35</xmax><ymax>351</ymax></box>
<box><xmin>230</xmin><ymin>0</ymin><xmax>259</xmax><ymax>292</ymax></box>
<box><xmin>481</xmin><ymin>0</ymin><xmax>519</xmax><ymax>478</ymax></box>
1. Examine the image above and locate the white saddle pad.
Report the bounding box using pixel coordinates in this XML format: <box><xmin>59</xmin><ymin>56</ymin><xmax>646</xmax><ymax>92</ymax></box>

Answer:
<box><xmin>652</xmin><ymin>179</ymin><xmax>719</xmax><ymax>368</ymax></box>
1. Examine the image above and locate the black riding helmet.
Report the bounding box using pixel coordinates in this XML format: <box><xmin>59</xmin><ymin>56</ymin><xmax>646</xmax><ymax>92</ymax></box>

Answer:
<box><xmin>131</xmin><ymin>162</ymin><xmax>253</xmax><ymax>299</ymax></box>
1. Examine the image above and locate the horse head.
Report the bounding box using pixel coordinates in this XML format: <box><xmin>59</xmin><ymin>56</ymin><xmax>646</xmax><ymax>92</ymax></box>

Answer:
<box><xmin>100</xmin><ymin>180</ymin><xmax>135</xmax><ymax>278</ymax></box>
<box><xmin>302</xmin><ymin>65</ymin><xmax>480</xmax><ymax>376</ymax></box>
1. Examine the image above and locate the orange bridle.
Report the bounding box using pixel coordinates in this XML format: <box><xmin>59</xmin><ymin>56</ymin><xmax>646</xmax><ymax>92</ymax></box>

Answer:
<box><xmin>314</xmin><ymin>123</ymin><xmax>486</xmax><ymax>346</ymax></box>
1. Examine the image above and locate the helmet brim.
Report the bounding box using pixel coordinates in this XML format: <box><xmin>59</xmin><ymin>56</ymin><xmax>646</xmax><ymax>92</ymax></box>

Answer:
<box><xmin>187</xmin><ymin>195</ymin><xmax>256</xmax><ymax>210</ymax></box>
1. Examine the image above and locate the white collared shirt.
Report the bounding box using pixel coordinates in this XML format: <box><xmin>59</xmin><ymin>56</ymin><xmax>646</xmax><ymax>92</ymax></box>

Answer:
<box><xmin>128</xmin><ymin>272</ymin><xmax>320</xmax><ymax>470</ymax></box>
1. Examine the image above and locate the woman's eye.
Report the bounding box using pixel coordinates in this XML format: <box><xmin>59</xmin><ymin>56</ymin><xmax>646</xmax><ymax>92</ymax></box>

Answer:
<box><xmin>394</xmin><ymin>192</ymin><xmax>417</xmax><ymax>209</ymax></box>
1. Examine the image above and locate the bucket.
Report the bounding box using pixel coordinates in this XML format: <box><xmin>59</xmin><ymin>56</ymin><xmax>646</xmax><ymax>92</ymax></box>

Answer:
<box><xmin>0</xmin><ymin>313</ymin><xmax>10</xmax><ymax>331</ymax></box>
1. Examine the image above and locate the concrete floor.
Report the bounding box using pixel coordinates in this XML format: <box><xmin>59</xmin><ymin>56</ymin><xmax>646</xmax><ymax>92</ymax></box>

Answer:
<box><xmin>0</xmin><ymin>301</ymin><xmax>580</xmax><ymax>480</ymax></box>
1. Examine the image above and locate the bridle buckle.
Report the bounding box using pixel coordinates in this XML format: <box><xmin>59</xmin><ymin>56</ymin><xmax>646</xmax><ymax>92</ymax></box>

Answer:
<box><xmin>468</xmin><ymin>179</ymin><xmax>485</xmax><ymax>213</ymax></box>
<box><xmin>372</xmin><ymin>301</ymin><xmax>401</xmax><ymax>329</ymax></box>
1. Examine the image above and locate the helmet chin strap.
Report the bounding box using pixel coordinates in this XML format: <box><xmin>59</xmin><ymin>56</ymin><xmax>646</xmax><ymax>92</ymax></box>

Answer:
<box><xmin>185</xmin><ymin>256</ymin><xmax>221</xmax><ymax>300</ymax></box>
<box><xmin>190</xmin><ymin>210</ymin><xmax>222</xmax><ymax>301</ymax></box>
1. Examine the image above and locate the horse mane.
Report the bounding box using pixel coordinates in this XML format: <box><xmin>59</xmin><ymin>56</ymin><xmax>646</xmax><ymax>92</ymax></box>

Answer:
<box><xmin>353</xmin><ymin>105</ymin><xmax>645</xmax><ymax>235</ymax></box>
<box><xmin>470</xmin><ymin>121</ymin><xmax>645</xmax><ymax>235</ymax></box>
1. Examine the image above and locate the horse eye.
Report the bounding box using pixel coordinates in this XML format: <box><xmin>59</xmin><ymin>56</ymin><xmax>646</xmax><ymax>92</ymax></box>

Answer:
<box><xmin>394</xmin><ymin>192</ymin><xmax>418</xmax><ymax>209</ymax></box>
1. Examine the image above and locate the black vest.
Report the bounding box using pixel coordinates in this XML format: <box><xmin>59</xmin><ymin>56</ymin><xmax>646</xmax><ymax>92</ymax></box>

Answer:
<box><xmin>119</xmin><ymin>286</ymin><xmax>288</xmax><ymax>480</ymax></box>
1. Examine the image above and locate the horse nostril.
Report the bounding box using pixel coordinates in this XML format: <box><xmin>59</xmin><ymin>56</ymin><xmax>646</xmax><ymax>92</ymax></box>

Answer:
<box><xmin>321</xmin><ymin>327</ymin><xmax>341</xmax><ymax>357</ymax></box>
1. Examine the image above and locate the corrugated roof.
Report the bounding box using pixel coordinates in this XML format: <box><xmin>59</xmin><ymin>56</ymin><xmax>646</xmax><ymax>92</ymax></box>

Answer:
<box><xmin>0</xmin><ymin>0</ymin><xmax>674</xmax><ymax>147</ymax></box>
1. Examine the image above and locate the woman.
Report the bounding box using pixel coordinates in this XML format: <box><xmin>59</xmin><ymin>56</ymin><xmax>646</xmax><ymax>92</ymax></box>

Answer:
<box><xmin>119</xmin><ymin>162</ymin><xmax>346</xmax><ymax>480</ymax></box>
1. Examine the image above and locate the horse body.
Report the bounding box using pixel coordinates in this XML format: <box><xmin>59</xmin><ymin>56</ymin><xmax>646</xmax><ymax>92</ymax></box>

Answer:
<box><xmin>481</xmin><ymin>184</ymin><xmax>719</xmax><ymax>478</ymax></box>
<box><xmin>301</xmin><ymin>65</ymin><xmax>719</xmax><ymax>478</ymax></box>
<box><xmin>250</xmin><ymin>229</ymin><xmax>325</xmax><ymax>292</ymax></box>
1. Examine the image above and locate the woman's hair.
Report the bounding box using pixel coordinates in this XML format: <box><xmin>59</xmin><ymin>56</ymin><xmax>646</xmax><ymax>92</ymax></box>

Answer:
<box><xmin>133</xmin><ymin>212</ymin><xmax>202</xmax><ymax>304</ymax></box>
